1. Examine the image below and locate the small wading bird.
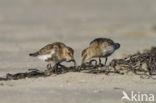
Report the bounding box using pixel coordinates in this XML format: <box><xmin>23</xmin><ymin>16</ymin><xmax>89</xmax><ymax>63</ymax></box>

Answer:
<box><xmin>29</xmin><ymin>42</ymin><xmax>76</xmax><ymax>71</ymax></box>
<box><xmin>81</xmin><ymin>38</ymin><xmax>120</xmax><ymax>65</ymax></box>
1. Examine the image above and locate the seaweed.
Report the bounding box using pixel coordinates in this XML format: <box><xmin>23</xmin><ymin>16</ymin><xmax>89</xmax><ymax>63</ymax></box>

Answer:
<box><xmin>0</xmin><ymin>47</ymin><xmax>156</xmax><ymax>81</ymax></box>
<box><xmin>109</xmin><ymin>47</ymin><xmax>156</xmax><ymax>79</ymax></box>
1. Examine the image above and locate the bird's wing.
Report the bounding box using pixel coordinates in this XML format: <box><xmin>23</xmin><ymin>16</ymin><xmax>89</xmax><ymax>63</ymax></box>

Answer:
<box><xmin>38</xmin><ymin>44</ymin><xmax>55</xmax><ymax>55</ymax></box>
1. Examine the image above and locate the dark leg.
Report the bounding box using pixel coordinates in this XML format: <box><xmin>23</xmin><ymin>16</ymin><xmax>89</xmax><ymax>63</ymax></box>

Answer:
<box><xmin>52</xmin><ymin>62</ymin><xmax>60</xmax><ymax>74</ymax></box>
<box><xmin>98</xmin><ymin>57</ymin><xmax>104</xmax><ymax>67</ymax></box>
<box><xmin>55</xmin><ymin>61</ymin><xmax>69</xmax><ymax>74</ymax></box>
<box><xmin>105</xmin><ymin>57</ymin><xmax>108</xmax><ymax>65</ymax></box>
<box><xmin>99</xmin><ymin>58</ymin><xmax>101</xmax><ymax>65</ymax></box>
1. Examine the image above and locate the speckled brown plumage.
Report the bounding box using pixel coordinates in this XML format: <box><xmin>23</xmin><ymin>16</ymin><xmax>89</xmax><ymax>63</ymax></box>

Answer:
<box><xmin>29</xmin><ymin>42</ymin><xmax>76</xmax><ymax>68</ymax></box>
<box><xmin>81</xmin><ymin>38</ymin><xmax>120</xmax><ymax>65</ymax></box>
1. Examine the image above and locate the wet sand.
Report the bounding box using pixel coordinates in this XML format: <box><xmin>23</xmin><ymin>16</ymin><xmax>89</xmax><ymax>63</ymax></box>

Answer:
<box><xmin>0</xmin><ymin>0</ymin><xmax>156</xmax><ymax>103</ymax></box>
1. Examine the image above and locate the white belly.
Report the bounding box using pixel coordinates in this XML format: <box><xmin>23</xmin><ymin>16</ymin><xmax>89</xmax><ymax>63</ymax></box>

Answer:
<box><xmin>37</xmin><ymin>50</ymin><xmax>55</xmax><ymax>61</ymax></box>
<box><xmin>38</xmin><ymin>54</ymin><xmax>51</xmax><ymax>61</ymax></box>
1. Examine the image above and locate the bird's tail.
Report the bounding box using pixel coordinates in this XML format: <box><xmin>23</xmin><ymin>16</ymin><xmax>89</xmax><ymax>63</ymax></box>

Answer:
<box><xmin>29</xmin><ymin>52</ymin><xmax>39</xmax><ymax>57</ymax></box>
<box><xmin>114</xmin><ymin>43</ymin><xmax>120</xmax><ymax>50</ymax></box>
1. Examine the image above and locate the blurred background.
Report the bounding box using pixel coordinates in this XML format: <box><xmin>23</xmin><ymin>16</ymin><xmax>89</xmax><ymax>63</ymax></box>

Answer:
<box><xmin>0</xmin><ymin>0</ymin><xmax>156</xmax><ymax>73</ymax></box>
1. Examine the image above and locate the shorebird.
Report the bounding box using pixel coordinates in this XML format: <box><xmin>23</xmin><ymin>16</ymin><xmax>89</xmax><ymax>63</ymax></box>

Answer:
<box><xmin>81</xmin><ymin>38</ymin><xmax>120</xmax><ymax>65</ymax></box>
<box><xmin>29</xmin><ymin>42</ymin><xmax>76</xmax><ymax>70</ymax></box>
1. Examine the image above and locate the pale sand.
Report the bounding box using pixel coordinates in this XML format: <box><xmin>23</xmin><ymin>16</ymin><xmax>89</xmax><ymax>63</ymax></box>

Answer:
<box><xmin>0</xmin><ymin>0</ymin><xmax>156</xmax><ymax>103</ymax></box>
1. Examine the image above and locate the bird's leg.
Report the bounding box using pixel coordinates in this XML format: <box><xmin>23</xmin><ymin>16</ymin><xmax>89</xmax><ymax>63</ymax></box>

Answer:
<box><xmin>52</xmin><ymin>62</ymin><xmax>60</xmax><ymax>74</ymax></box>
<box><xmin>105</xmin><ymin>57</ymin><xmax>108</xmax><ymax>65</ymax></box>
<box><xmin>57</xmin><ymin>62</ymin><xmax>64</xmax><ymax>73</ymax></box>
<box><xmin>99</xmin><ymin>57</ymin><xmax>103</xmax><ymax>67</ymax></box>
<box><xmin>55</xmin><ymin>61</ymin><xmax>67</xmax><ymax>73</ymax></box>
<box><xmin>99</xmin><ymin>58</ymin><xmax>101</xmax><ymax>64</ymax></box>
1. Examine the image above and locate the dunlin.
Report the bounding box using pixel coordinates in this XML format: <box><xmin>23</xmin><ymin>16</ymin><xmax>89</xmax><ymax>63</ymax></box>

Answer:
<box><xmin>29</xmin><ymin>42</ymin><xmax>76</xmax><ymax>69</ymax></box>
<box><xmin>81</xmin><ymin>38</ymin><xmax>120</xmax><ymax>65</ymax></box>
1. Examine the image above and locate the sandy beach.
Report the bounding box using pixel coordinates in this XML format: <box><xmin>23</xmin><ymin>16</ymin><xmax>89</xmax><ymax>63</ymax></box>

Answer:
<box><xmin>0</xmin><ymin>0</ymin><xmax>156</xmax><ymax>103</ymax></box>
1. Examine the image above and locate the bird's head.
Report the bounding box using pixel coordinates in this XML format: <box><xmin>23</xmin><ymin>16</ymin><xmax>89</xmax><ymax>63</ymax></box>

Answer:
<box><xmin>114</xmin><ymin>43</ymin><xmax>120</xmax><ymax>50</ymax></box>
<box><xmin>81</xmin><ymin>47</ymin><xmax>92</xmax><ymax>64</ymax></box>
<box><xmin>64</xmin><ymin>47</ymin><xmax>76</xmax><ymax>66</ymax></box>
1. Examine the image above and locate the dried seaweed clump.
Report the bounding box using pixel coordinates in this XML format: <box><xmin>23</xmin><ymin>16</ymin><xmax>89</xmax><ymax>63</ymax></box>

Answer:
<box><xmin>0</xmin><ymin>64</ymin><xmax>76</xmax><ymax>81</ymax></box>
<box><xmin>110</xmin><ymin>47</ymin><xmax>156</xmax><ymax>78</ymax></box>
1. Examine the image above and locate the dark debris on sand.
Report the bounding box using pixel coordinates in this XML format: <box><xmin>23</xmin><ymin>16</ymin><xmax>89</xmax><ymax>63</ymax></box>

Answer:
<box><xmin>110</xmin><ymin>47</ymin><xmax>156</xmax><ymax>79</ymax></box>
<box><xmin>0</xmin><ymin>47</ymin><xmax>156</xmax><ymax>81</ymax></box>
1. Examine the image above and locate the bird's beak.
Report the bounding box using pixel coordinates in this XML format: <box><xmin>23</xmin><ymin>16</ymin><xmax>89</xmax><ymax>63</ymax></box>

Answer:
<box><xmin>72</xmin><ymin>59</ymin><xmax>77</xmax><ymax>67</ymax></box>
<box><xmin>68</xmin><ymin>59</ymin><xmax>76</xmax><ymax>67</ymax></box>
